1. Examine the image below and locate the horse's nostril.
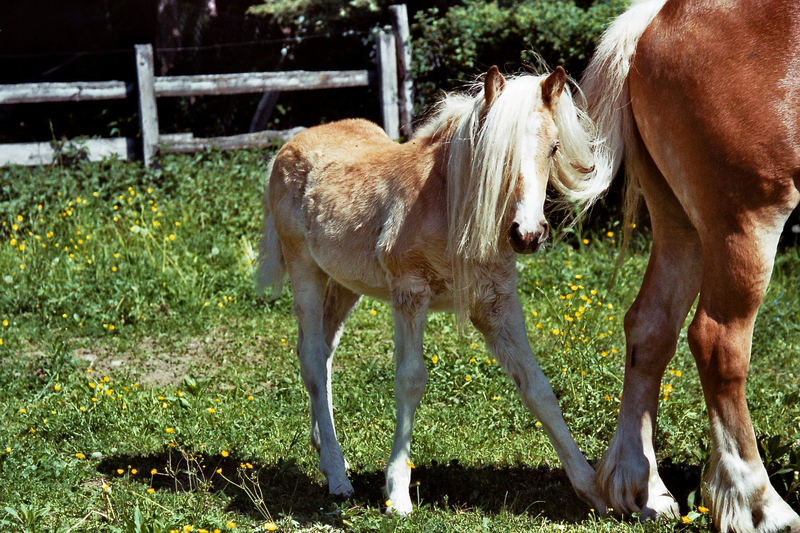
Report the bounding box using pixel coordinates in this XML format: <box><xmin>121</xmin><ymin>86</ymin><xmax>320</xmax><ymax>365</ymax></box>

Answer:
<box><xmin>510</xmin><ymin>221</ymin><xmax>521</xmax><ymax>239</ymax></box>
<box><xmin>539</xmin><ymin>221</ymin><xmax>550</xmax><ymax>243</ymax></box>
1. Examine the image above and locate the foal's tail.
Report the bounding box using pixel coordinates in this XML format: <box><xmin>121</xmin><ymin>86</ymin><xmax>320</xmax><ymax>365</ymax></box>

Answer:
<box><xmin>581</xmin><ymin>0</ymin><xmax>666</xmax><ymax>245</ymax></box>
<box><xmin>256</xmin><ymin>158</ymin><xmax>286</xmax><ymax>300</ymax></box>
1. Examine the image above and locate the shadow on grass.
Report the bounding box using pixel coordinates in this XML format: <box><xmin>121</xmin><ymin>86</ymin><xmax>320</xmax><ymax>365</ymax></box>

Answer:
<box><xmin>96</xmin><ymin>449</ymin><xmax>711</xmax><ymax>527</ymax></box>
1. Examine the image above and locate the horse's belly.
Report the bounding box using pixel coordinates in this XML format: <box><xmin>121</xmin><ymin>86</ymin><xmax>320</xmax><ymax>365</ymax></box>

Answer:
<box><xmin>305</xmin><ymin>229</ymin><xmax>391</xmax><ymax>299</ymax></box>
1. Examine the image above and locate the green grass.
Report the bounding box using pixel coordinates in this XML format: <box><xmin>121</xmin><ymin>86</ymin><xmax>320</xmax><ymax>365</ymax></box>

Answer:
<box><xmin>0</xmin><ymin>150</ymin><xmax>797</xmax><ymax>532</ymax></box>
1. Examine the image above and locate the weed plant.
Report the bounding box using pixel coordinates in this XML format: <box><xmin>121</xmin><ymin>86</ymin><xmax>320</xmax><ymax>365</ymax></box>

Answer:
<box><xmin>0</xmin><ymin>151</ymin><xmax>797</xmax><ymax>532</ymax></box>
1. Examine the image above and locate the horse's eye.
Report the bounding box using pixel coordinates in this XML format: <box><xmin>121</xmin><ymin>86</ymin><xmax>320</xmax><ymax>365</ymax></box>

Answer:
<box><xmin>549</xmin><ymin>141</ymin><xmax>560</xmax><ymax>158</ymax></box>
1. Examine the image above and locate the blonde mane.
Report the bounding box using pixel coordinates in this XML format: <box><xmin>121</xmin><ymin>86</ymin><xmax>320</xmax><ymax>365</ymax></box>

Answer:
<box><xmin>415</xmin><ymin>71</ymin><xmax>612</xmax><ymax>321</ymax></box>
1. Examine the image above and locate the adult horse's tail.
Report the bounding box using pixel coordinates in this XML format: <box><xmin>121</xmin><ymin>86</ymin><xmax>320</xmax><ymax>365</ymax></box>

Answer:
<box><xmin>256</xmin><ymin>158</ymin><xmax>286</xmax><ymax>300</ymax></box>
<box><xmin>581</xmin><ymin>0</ymin><xmax>667</xmax><ymax>236</ymax></box>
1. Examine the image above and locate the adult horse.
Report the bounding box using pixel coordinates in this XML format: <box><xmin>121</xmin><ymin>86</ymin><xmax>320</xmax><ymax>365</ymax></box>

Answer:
<box><xmin>582</xmin><ymin>0</ymin><xmax>800</xmax><ymax>531</ymax></box>
<box><xmin>258</xmin><ymin>66</ymin><xmax>612</xmax><ymax>515</ymax></box>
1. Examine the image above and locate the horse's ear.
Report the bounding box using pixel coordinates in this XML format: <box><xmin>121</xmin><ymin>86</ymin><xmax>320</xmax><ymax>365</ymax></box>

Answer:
<box><xmin>541</xmin><ymin>66</ymin><xmax>567</xmax><ymax>107</ymax></box>
<box><xmin>484</xmin><ymin>65</ymin><xmax>506</xmax><ymax>107</ymax></box>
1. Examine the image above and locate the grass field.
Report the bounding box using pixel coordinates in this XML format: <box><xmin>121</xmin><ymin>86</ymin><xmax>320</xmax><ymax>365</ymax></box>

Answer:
<box><xmin>0</xmin><ymin>150</ymin><xmax>798</xmax><ymax>532</ymax></box>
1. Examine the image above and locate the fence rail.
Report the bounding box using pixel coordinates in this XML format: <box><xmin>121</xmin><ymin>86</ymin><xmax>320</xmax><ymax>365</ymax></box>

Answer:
<box><xmin>0</xmin><ymin>81</ymin><xmax>132</xmax><ymax>104</ymax></box>
<box><xmin>153</xmin><ymin>70</ymin><xmax>371</xmax><ymax>97</ymax></box>
<box><xmin>0</xmin><ymin>4</ymin><xmax>411</xmax><ymax>167</ymax></box>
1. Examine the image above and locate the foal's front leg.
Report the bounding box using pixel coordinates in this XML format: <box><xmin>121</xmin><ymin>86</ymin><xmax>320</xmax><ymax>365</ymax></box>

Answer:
<box><xmin>471</xmin><ymin>288</ymin><xmax>606</xmax><ymax>511</ymax></box>
<box><xmin>385</xmin><ymin>284</ymin><xmax>430</xmax><ymax>516</ymax></box>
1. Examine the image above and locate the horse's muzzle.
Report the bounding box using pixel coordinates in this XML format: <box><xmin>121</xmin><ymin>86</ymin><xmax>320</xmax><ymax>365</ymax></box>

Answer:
<box><xmin>509</xmin><ymin>221</ymin><xmax>549</xmax><ymax>254</ymax></box>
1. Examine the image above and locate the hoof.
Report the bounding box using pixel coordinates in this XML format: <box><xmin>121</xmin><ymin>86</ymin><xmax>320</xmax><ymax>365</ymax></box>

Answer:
<box><xmin>385</xmin><ymin>498</ymin><xmax>413</xmax><ymax>517</ymax></box>
<box><xmin>637</xmin><ymin>492</ymin><xmax>680</xmax><ymax>521</ymax></box>
<box><xmin>329</xmin><ymin>479</ymin><xmax>354</xmax><ymax>500</ymax></box>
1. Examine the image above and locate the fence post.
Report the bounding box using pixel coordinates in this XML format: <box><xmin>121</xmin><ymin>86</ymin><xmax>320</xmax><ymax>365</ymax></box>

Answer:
<box><xmin>135</xmin><ymin>44</ymin><xmax>159</xmax><ymax>166</ymax></box>
<box><xmin>389</xmin><ymin>4</ymin><xmax>413</xmax><ymax>138</ymax></box>
<box><xmin>377</xmin><ymin>30</ymin><xmax>400</xmax><ymax>140</ymax></box>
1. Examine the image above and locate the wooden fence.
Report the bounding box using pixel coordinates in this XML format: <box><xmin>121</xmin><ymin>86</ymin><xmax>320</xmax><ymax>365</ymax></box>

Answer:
<box><xmin>0</xmin><ymin>5</ymin><xmax>412</xmax><ymax>167</ymax></box>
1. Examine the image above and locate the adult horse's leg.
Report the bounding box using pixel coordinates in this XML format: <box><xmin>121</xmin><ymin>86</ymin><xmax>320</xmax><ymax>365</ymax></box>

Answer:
<box><xmin>307</xmin><ymin>282</ymin><xmax>361</xmax><ymax>458</ymax></box>
<box><xmin>597</xmin><ymin>142</ymin><xmax>702</xmax><ymax>518</ymax></box>
<box><xmin>470</xmin><ymin>280</ymin><xmax>605</xmax><ymax>510</ymax></box>
<box><xmin>286</xmin><ymin>252</ymin><xmax>354</xmax><ymax>498</ymax></box>
<box><xmin>385</xmin><ymin>280</ymin><xmax>429</xmax><ymax>516</ymax></box>
<box><xmin>688</xmin><ymin>220</ymin><xmax>800</xmax><ymax>532</ymax></box>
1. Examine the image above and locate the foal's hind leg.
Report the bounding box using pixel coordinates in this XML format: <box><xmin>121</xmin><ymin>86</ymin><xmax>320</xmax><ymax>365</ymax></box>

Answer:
<box><xmin>596</xmin><ymin>152</ymin><xmax>702</xmax><ymax>519</ymax></box>
<box><xmin>688</xmin><ymin>222</ymin><xmax>800</xmax><ymax>533</ymax></box>
<box><xmin>471</xmin><ymin>283</ymin><xmax>605</xmax><ymax>511</ymax></box>
<box><xmin>308</xmin><ymin>282</ymin><xmax>361</xmax><ymax>458</ymax></box>
<box><xmin>286</xmin><ymin>256</ymin><xmax>354</xmax><ymax>498</ymax></box>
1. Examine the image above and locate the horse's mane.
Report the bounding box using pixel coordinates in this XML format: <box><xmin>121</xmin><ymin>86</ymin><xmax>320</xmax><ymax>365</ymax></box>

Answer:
<box><xmin>415</xmin><ymin>71</ymin><xmax>611</xmax><ymax>322</ymax></box>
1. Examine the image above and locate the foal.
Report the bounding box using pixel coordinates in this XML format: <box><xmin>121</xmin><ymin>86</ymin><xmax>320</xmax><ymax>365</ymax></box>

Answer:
<box><xmin>258</xmin><ymin>66</ymin><xmax>611</xmax><ymax>515</ymax></box>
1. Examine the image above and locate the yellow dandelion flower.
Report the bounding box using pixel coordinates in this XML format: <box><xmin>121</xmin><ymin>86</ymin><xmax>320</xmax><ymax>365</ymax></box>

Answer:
<box><xmin>675</xmin><ymin>370</ymin><xmax>682</xmax><ymax>377</ymax></box>
<box><xmin>216</xmin><ymin>468</ymin><xmax>223</xmax><ymax>474</ymax></box>
<box><xmin>75</xmin><ymin>452</ymin><xmax>86</xmax><ymax>459</ymax></box>
<box><xmin>151</xmin><ymin>468</ymin><xmax>158</xmax><ymax>475</ymax></box>
<box><xmin>405</xmin><ymin>459</ymin><xmax>415</xmax><ymax>469</ymax></box>
<box><xmin>165</xmin><ymin>427</ymin><xmax>174</xmax><ymax>433</ymax></box>
<box><xmin>265</xmin><ymin>524</ymin><xmax>277</xmax><ymax>532</ymax></box>
<box><xmin>207</xmin><ymin>408</ymin><xmax>216</xmax><ymax>413</ymax></box>
<box><xmin>698</xmin><ymin>506</ymin><xmax>709</xmax><ymax>514</ymax></box>
<box><xmin>369</xmin><ymin>309</ymin><xmax>377</xmax><ymax>316</ymax></box>
<box><xmin>681</xmin><ymin>516</ymin><xmax>692</xmax><ymax>524</ymax></box>
<box><xmin>247</xmin><ymin>395</ymin><xmax>254</xmax><ymax>400</ymax></box>
<box><xmin>465</xmin><ymin>375</ymin><xmax>471</xmax><ymax>382</ymax></box>
<box><xmin>147</xmin><ymin>488</ymin><xmax>156</xmax><ymax>494</ymax></box>
<box><xmin>117</xmin><ymin>468</ymin><xmax>124</xmax><ymax>475</ymax></box>
<box><xmin>606</xmin><ymin>231</ymin><xmax>614</xmax><ymax>238</ymax></box>
<box><xmin>431</xmin><ymin>355</ymin><xmax>438</xmax><ymax>364</ymax></box>
<box><xmin>226</xmin><ymin>520</ymin><xmax>237</xmax><ymax>529</ymax></box>
<box><xmin>385</xmin><ymin>499</ymin><xmax>394</xmax><ymax>508</ymax></box>
<box><xmin>221</xmin><ymin>450</ymin><xmax>229</xmax><ymax>457</ymax></box>
<box><xmin>19</xmin><ymin>408</ymin><xmax>26</xmax><ymax>413</ymax></box>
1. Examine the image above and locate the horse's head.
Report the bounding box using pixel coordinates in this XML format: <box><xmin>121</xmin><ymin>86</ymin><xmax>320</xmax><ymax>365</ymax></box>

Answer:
<box><xmin>493</xmin><ymin>66</ymin><xmax>567</xmax><ymax>254</ymax></box>
<box><xmin>443</xmin><ymin>65</ymin><xmax>608</xmax><ymax>321</ymax></box>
